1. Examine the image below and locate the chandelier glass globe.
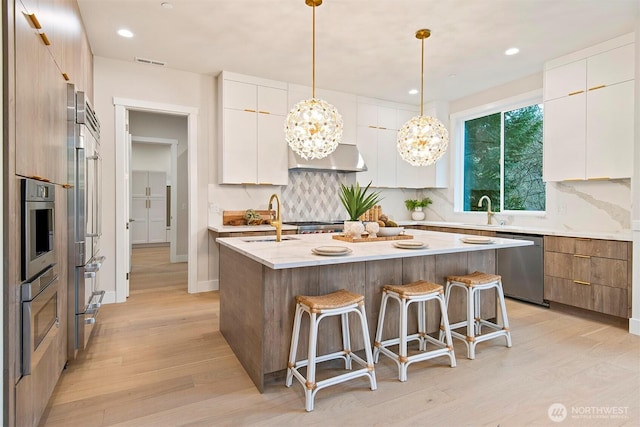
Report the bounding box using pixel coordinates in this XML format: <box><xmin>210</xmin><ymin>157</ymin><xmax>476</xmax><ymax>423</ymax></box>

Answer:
<box><xmin>285</xmin><ymin>98</ymin><xmax>343</xmax><ymax>160</ymax></box>
<box><xmin>397</xmin><ymin>114</ymin><xmax>449</xmax><ymax>166</ymax></box>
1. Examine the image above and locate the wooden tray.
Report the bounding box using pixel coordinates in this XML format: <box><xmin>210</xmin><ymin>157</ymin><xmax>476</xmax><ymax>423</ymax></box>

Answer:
<box><xmin>332</xmin><ymin>234</ymin><xmax>414</xmax><ymax>243</ymax></box>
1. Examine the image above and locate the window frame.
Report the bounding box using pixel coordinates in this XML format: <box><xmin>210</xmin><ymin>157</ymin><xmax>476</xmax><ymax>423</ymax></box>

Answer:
<box><xmin>452</xmin><ymin>89</ymin><xmax>545</xmax><ymax>215</ymax></box>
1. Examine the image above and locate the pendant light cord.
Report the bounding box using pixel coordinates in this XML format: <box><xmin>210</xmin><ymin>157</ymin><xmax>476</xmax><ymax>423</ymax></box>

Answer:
<box><xmin>420</xmin><ymin>36</ymin><xmax>424</xmax><ymax>116</ymax></box>
<box><xmin>312</xmin><ymin>3</ymin><xmax>316</xmax><ymax>98</ymax></box>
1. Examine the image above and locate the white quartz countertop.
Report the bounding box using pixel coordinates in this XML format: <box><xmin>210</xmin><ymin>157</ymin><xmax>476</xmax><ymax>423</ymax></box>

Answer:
<box><xmin>216</xmin><ymin>229</ymin><xmax>533</xmax><ymax>270</ymax></box>
<box><xmin>397</xmin><ymin>220</ymin><xmax>632</xmax><ymax>242</ymax></box>
<box><xmin>208</xmin><ymin>224</ymin><xmax>298</xmax><ymax>233</ymax></box>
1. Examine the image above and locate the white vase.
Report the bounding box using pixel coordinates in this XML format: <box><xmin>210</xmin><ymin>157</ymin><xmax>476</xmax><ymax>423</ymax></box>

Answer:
<box><xmin>365</xmin><ymin>221</ymin><xmax>379</xmax><ymax>238</ymax></box>
<box><xmin>411</xmin><ymin>207</ymin><xmax>426</xmax><ymax>221</ymax></box>
<box><xmin>344</xmin><ymin>220</ymin><xmax>365</xmax><ymax>239</ymax></box>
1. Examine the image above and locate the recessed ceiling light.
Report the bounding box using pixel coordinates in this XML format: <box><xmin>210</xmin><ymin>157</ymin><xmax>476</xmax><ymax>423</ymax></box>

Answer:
<box><xmin>505</xmin><ymin>47</ymin><xmax>520</xmax><ymax>56</ymax></box>
<box><xmin>408</xmin><ymin>89</ymin><xmax>419</xmax><ymax>95</ymax></box>
<box><xmin>117</xmin><ymin>29</ymin><xmax>134</xmax><ymax>38</ymax></box>
<box><xmin>161</xmin><ymin>2</ymin><xmax>173</xmax><ymax>8</ymax></box>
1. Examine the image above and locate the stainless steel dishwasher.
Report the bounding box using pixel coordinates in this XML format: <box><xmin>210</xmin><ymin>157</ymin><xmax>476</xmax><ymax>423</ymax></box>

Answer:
<box><xmin>496</xmin><ymin>233</ymin><xmax>548</xmax><ymax>307</ymax></box>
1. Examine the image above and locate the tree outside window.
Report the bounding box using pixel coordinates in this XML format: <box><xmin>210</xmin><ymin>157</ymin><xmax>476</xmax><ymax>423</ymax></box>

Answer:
<box><xmin>463</xmin><ymin>103</ymin><xmax>545</xmax><ymax>212</ymax></box>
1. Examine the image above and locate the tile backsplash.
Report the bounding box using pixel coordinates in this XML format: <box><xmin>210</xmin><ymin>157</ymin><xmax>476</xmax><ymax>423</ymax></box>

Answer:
<box><xmin>281</xmin><ymin>171</ymin><xmax>349</xmax><ymax>221</ymax></box>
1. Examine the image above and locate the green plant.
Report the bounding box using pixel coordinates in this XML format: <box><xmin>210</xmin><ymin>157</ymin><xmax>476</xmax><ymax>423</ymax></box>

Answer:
<box><xmin>339</xmin><ymin>182</ymin><xmax>382</xmax><ymax>221</ymax></box>
<box><xmin>243</xmin><ymin>209</ymin><xmax>262</xmax><ymax>225</ymax></box>
<box><xmin>404</xmin><ymin>197</ymin><xmax>432</xmax><ymax>211</ymax></box>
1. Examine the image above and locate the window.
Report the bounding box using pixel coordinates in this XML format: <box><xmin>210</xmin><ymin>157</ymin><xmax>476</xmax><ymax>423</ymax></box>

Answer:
<box><xmin>458</xmin><ymin>94</ymin><xmax>545</xmax><ymax>213</ymax></box>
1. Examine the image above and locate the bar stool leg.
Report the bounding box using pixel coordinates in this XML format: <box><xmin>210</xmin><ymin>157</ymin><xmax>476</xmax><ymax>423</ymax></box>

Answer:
<box><xmin>357</xmin><ymin>304</ymin><xmax>377</xmax><ymax>391</ymax></box>
<box><xmin>418</xmin><ymin>301</ymin><xmax>426</xmax><ymax>351</ymax></box>
<box><xmin>373</xmin><ymin>292</ymin><xmax>390</xmax><ymax>363</ymax></box>
<box><xmin>399</xmin><ymin>297</ymin><xmax>409</xmax><ymax>382</ymax></box>
<box><xmin>341</xmin><ymin>312</ymin><xmax>352</xmax><ymax>369</ymax></box>
<box><xmin>496</xmin><ymin>280</ymin><xmax>512</xmax><ymax>348</ymax></box>
<box><xmin>286</xmin><ymin>304</ymin><xmax>303</xmax><ymax>387</ymax></box>
<box><xmin>437</xmin><ymin>293</ymin><xmax>457</xmax><ymax>368</ymax></box>
<box><xmin>305</xmin><ymin>311</ymin><xmax>319</xmax><ymax>412</ymax></box>
<box><xmin>466</xmin><ymin>286</ymin><xmax>476</xmax><ymax>360</ymax></box>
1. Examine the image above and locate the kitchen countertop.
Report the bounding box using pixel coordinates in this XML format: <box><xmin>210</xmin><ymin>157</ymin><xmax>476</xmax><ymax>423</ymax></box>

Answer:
<box><xmin>397</xmin><ymin>220</ymin><xmax>633</xmax><ymax>242</ymax></box>
<box><xmin>208</xmin><ymin>224</ymin><xmax>298</xmax><ymax>233</ymax></box>
<box><xmin>215</xmin><ymin>228</ymin><xmax>532</xmax><ymax>270</ymax></box>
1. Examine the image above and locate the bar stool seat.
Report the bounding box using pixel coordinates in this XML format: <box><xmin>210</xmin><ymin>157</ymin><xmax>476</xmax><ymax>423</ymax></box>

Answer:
<box><xmin>374</xmin><ymin>280</ymin><xmax>456</xmax><ymax>382</ymax></box>
<box><xmin>442</xmin><ymin>271</ymin><xmax>512</xmax><ymax>359</ymax></box>
<box><xmin>286</xmin><ymin>289</ymin><xmax>377</xmax><ymax>412</ymax></box>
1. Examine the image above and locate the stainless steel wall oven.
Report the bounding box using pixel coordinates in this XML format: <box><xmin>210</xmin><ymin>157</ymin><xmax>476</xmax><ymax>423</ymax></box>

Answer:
<box><xmin>67</xmin><ymin>84</ymin><xmax>105</xmax><ymax>358</ymax></box>
<box><xmin>21</xmin><ymin>179</ymin><xmax>56</xmax><ymax>281</ymax></box>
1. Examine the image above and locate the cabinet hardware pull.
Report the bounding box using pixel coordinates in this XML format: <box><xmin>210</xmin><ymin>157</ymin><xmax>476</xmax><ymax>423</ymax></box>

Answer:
<box><xmin>27</xmin><ymin>13</ymin><xmax>42</xmax><ymax>29</ymax></box>
<box><xmin>368</xmin><ymin>125</ymin><xmax>378</xmax><ymax>129</ymax></box>
<box><xmin>587</xmin><ymin>176</ymin><xmax>610</xmax><ymax>181</ymax></box>
<box><xmin>378</xmin><ymin>127</ymin><xmax>387</xmax><ymax>130</ymax></box>
<box><xmin>568</xmin><ymin>90</ymin><xmax>585</xmax><ymax>96</ymax></box>
<box><xmin>588</xmin><ymin>84</ymin><xmax>606</xmax><ymax>91</ymax></box>
<box><xmin>573</xmin><ymin>254</ymin><xmax>590</xmax><ymax>259</ymax></box>
<box><xmin>243</xmin><ymin>109</ymin><xmax>257</xmax><ymax>113</ymax></box>
<box><xmin>62</xmin><ymin>183</ymin><xmax>73</xmax><ymax>189</ymax></box>
<box><xmin>573</xmin><ymin>280</ymin><xmax>590</xmax><ymax>286</ymax></box>
<box><xmin>258</xmin><ymin>111</ymin><xmax>270</xmax><ymax>114</ymax></box>
<box><xmin>62</xmin><ymin>73</ymin><xmax>70</xmax><ymax>81</ymax></box>
<box><xmin>39</xmin><ymin>32</ymin><xmax>51</xmax><ymax>46</ymax></box>
<box><xmin>30</xmin><ymin>175</ymin><xmax>51</xmax><ymax>182</ymax></box>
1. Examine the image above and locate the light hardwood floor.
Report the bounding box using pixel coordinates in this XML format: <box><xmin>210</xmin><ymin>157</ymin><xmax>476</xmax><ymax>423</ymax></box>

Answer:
<box><xmin>40</xmin><ymin>246</ymin><xmax>640</xmax><ymax>426</ymax></box>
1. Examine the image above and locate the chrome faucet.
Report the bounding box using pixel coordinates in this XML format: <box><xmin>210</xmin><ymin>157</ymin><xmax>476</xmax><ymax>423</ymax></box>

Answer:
<box><xmin>268</xmin><ymin>193</ymin><xmax>282</xmax><ymax>242</ymax></box>
<box><xmin>478</xmin><ymin>195</ymin><xmax>494</xmax><ymax>225</ymax></box>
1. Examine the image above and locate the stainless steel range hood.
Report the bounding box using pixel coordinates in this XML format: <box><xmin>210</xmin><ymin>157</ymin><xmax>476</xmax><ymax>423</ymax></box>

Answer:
<box><xmin>288</xmin><ymin>144</ymin><xmax>367</xmax><ymax>173</ymax></box>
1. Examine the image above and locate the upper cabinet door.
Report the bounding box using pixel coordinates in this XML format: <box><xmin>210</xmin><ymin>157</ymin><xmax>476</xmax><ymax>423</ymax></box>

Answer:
<box><xmin>544</xmin><ymin>60</ymin><xmax>586</xmax><ymax>101</ymax></box>
<box><xmin>587</xmin><ymin>43</ymin><xmax>635</xmax><ymax>88</ymax></box>
<box><xmin>223</xmin><ymin>80</ymin><xmax>256</xmax><ymax>110</ymax></box>
<box><xmin>257</xmin><ymin>86</ymin><xmax>287</xmax><ymax>115</ymax></box>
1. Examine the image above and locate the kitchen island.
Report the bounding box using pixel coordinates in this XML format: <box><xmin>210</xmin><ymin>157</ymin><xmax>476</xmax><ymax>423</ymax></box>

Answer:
<box><xmin>217</xmin><ymin>229</ymin><xmax>532</xmax><ymax>391</ymax></box>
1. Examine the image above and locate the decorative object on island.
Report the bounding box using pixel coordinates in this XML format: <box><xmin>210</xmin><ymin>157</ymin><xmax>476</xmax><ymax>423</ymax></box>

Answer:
<box><xmin>405</xmin><ymin>197</ymin><xmax>432</xmax><ymax>220</ymax></box>
<box><xmin>243</xmin><ymin>209</ymin><xmax>263</xmax><ymax>225</ymax></box>
<box><xmin>338</xmin><ymin>181</ymin><xmax>382</xmax><ymax>239</ymax></box>
<box><xmin>397</xmin><ymin>29</ymin><xmax>449</xmax><ymax>166</ymax></box>
<box><xmin>365</xmin><ymin>221</ymin><xmax>380</xmax><ymax>238</ymax></box>
<box><xmin>284</xmin><ymin>0</ymin><xmax>343</xmax><ymax>160</ymax></box>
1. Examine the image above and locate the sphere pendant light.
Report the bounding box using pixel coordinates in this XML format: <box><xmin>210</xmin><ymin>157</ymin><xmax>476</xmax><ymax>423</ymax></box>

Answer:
<box><xmin>285</xmin><ymin>0</ymin><xmax>343</xmax><ymax>160</ymax></box>
<box><xmin>397</xmin><ymin>29</ymin><xmax>449</xmax><ymax>166</ymax></box>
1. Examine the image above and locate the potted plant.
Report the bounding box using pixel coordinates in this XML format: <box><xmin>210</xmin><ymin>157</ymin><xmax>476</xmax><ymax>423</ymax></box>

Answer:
<box><xmin>404</xmin><ymin>197</ymin><xmax>432</xmax><ymax>220</ymax></box>
<box><xmin>339</xmin><ymin>182</ymin><xmax>382</xmax><ymax>238</ymax></box>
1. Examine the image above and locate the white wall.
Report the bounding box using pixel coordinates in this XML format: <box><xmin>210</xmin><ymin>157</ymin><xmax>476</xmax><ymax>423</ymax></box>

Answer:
<box><xmin>93</xmin><ymin>56</ymin><xmax>214</xmax><ymax>301</ymax></box>
<box><xmin>131</xmin><ymin>143</ymin><xmax>171</xmax><ymax>176</ymax></box>
<box><xmin>630</xmin><ymin>12</ymin><xmax>640</xmax><ymax>335</ymax></box>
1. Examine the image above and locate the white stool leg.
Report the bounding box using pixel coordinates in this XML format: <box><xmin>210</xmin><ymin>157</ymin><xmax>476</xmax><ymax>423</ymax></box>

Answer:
<box><xmin>341</xmin><ymin>312</ymin><xmax>353</xmax><ymax>369</ymax></box>
<box><xmin>373</xmin><ymin>292</ymin><xmax>389</xmax><ymax>363</ymax></box>
<box><xmin>496</xmin><ymin>280</ymin><xmax>512</xmax><ymax>348</ymax></box>
<box><xmin>437</xmin><ymin>293</ymin><xmax>456</xmax><ymax>368</ymax></box>
<box><xmin>399</xmin><ymin>297</ymin><xmax>409</xmax><ymax>382</ymax></box>
<box><xmin>418</xmin><ymin>300</ymin><xmax>426</xmax><ymax>351</ymax></box>
<box><xmin>466</xmin><ymin>285</ymin><xmax>476</xmax><ymax>360</ymax></box>
<box><xmin>357</xmin><ymin>304</ymin><xmax>377</xmax><ymax>391</ymax></box>
<box><xmin>474</xmin><ymin>287</ymin><xmax>482</xmax><ymax>335</ymax></box>
<box><xmin>439</xmin><ymin>280</ymin><xmax>453</xmax><ymax>341</ymax></box>
<box><xmin>305</xmin><ymin>311</ymin><xmax>319</xmax><ymax>412</ymax></box>
<box><xmin>286</xmin><ymin>304</ymin><xmax>303</xmax><ymax>387</ymax></box>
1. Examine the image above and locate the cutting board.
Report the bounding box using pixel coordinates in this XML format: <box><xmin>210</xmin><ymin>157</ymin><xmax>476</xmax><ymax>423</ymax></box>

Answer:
<box><xmin>222</xmin><ymin>210</ymin><xmax>274</xmax><ymax>226</ymax></box>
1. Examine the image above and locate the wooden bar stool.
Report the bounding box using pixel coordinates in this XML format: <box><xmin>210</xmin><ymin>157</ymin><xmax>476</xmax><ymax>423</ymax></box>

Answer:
<box><xmin>285</xmin><ymin>289</ymin><xmax>377</xmax><ymax>412</ymax></box>
<box><xmin>442</xmin><ymin>271</ymin><xmax>512</xmax><ymax>359</ymax></box>
<box><xmin>373</xmin><ymin>280</ymin><xmax>456</xmax><ymax>382</ymax></box>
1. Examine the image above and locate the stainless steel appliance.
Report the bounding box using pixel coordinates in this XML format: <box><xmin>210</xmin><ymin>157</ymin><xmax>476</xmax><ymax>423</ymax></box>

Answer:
<box><xmin>283</xmin><ymin>221</ymin><xmax>344</xmax><ymax>234</ymax></box>
<box><xmin>67</xmin><ymin>83</ymin><xmax>105</xmax><ymax>358</ymax></box>
<box><xmin>20</xmin><ymin>264</ymin><xmax>59</xmax><ymax>376</ymax></box>
<box><xmin>21</xmin><ymin>179</ymin><xmax>56</xmax><ymax>281</ymax></box>
<box><xmin>496</xmin><ymin>232</ymin><xmax>548</xmax><ymax>307</ymax></box>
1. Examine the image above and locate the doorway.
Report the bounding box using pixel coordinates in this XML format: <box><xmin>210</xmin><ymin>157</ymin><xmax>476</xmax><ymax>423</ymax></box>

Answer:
<box><xmin>114</xmin><ymin>98</ymin><xmax>198</xmax><ymax>302</ymax></box>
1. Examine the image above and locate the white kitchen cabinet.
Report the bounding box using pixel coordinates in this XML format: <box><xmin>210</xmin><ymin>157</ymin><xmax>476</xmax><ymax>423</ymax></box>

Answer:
<box><xmin>543</xmin><ymin>36</ymin><xmax>635</xmax><ymax>181</ymax></box>
<box><xmin>131</xmin><ymin>170</ymin><xmax>167</xmax><ymax>244</ymax></box>
<box><xmin>218</xmin><ymin>71</ymin><xmax>288</xmax><ymax>185</ymax></box>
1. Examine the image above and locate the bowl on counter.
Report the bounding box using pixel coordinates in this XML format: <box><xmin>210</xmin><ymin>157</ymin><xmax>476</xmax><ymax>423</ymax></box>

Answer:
<box><xmin>376</xmin><ymin>227</ymin><xmax>404</xmax><ymax>237</ymax></box>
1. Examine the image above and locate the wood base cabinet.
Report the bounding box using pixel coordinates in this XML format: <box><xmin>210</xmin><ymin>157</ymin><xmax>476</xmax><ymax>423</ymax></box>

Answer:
<box><xmin>544</xmin><ymin>236</ymin><xmax>631</xmax><ymax>318</ymax></box>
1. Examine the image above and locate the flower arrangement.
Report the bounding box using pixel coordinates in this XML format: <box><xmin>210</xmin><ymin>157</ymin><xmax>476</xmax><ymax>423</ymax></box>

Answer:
<box><xmin>404</xmin><ymin>197</ymin><xmax>432</xmax><ymax>211</ymax></box>
<box><xmin>339</xmin><ymin>182</ymin><xmax>382</xmax><ymax>221</ymax></box>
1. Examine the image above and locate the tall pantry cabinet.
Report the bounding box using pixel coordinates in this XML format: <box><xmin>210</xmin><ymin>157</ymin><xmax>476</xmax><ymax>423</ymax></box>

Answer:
<box><xmin>130</xmin><ymin>171</ymin><xmax>168</xmax><ymax>244</ymax></box>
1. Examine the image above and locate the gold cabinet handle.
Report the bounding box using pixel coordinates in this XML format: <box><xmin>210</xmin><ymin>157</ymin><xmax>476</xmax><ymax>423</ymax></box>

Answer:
<box><xmin>39</xmin><ymin>32</ymin><xmax>51</xmax><ymax>45</ymax></box>
<box><xmin>27</xmin><ymin>13</ymin><xmax>42</xmax><ymax>29</ymax></box>
<box><xmin>62</xmin><ymin>72</ymin><xmax>70</xmax><ymax>81</ymax></box>
<box><xmin>588</xmin><ymin>84</ymin><xmax>606</xmax><ymax>91</ymax></box>
<box><xmin>368</xmin><ymin>125</ymin><xmax>378</xmax><ymax>129</ymax></box>
<box><xmin>573</xmin><ymin>280</ymin><xmax>590</xmax><ymax>286</ymax></box>
<box><xmin>243</xmin><ymin>109</ymin><xmax>257</xmax><ymax>113</ymax></box>
<box><xmin>563</xmin><ymin>178</ymin><xmax>584</xmax><ymax>182</ymax></box>
<box><xmin>573</xmin><ymin>254</ymin><xmax>590</xmax><ymax>259</ymax></box>
<box><xmin>568</xmin><ymin>90</ymin><xmax>585</xmax><ymax>96</ymax></box>
<box><xmin>258</xmin><ymin>111</ymin><xmax>270</xmax><ymax>114</ymax></box>
<box><xmin>587</xmin><ymin>176</ymin><xmax>610</xmax><ymax>181</ymax></box>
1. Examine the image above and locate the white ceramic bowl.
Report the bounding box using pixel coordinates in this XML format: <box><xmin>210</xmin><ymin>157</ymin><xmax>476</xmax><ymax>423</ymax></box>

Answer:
<box><xmin>376</xmin><ymin>227</ymin><xmax>404</xmax><ymax>237</ymax></box>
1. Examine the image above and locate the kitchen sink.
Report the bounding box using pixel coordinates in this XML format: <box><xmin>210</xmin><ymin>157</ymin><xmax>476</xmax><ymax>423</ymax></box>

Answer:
<box><xmin>242</xmin><ymin>236</ymin><xmax>300</xmax><ymax>242</ymax></box>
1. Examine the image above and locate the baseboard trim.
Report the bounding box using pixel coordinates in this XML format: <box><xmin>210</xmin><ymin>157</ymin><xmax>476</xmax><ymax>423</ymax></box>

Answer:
<box><xmin>102</xmin><ymin>290</ymin><xmax>117</xmax><ymax>305</ymax></box>
<box><xmin>195</xmin><ymin>279</ymin><xmax>218</xmax><ymax>293</ymax></box>
<box><xmin>629</xmin><ymin>318</ymin><xmax>640</xmax><ymax>336</ymax></box>
<box><xmin>174</xmin><ymin>254</ymin><xmax>188</xmax><ymax>263</ymax></box>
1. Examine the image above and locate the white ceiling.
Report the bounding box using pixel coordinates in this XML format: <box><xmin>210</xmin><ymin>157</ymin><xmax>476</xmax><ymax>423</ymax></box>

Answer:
<box><xmin>77</xmin><ymin>0</ymin><xmax>638</xmax><ymax>105</ymax></box>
